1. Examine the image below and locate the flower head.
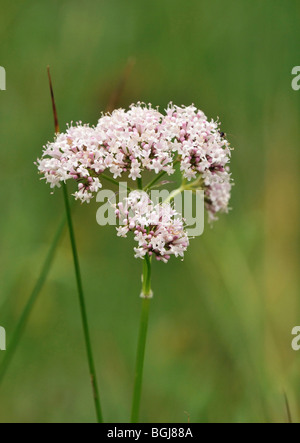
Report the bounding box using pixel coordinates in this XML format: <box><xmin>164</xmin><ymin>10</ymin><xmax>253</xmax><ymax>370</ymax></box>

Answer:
<box><xmin>115</xmin><ymin>191</ymin><xmax>189</xmax><ymax>263</ymax></box>
<box><xmin>37</xmin><ymin>123</ymin><xmax>104</xmax><ymax>203</ymax></box>
<box><xmin>37</xmin><ymin>103</ymin><xmax>233</xmax><ymax>222</ymax></box>
<box><xmin>164</xmin><ymin>104</ymin><xmax>233</xmax><ymax>221</ymax></box>
<box><xmin>95</xmin><ymin>103</ymin><xmax>175</xmax><ymax>180</ymax></box>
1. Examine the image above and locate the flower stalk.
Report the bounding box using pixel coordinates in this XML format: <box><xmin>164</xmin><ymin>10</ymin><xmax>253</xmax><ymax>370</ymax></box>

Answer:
<box><xmin>131</xmin><ymin>254</ymin><xmax>152</xmax><ymax>423</ymax></box>
<box><xmin>144</xmin><ymin>159</ymin><xmax>180</xmax><ymax>192</ymax></box>
<box><xmin>62</xmin><ymin>183</ymin><xmax>103</xmax><ymax>423</ymax></box>
<box><xmin>47</xmin><ymin>67</ymin><xmax>103</xmax><ymax>423</ymax></box>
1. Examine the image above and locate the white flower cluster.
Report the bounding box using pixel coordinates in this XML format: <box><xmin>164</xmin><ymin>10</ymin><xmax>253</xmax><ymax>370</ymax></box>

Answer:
<box><xmin>115</xmin><ymin>191</ymin><xmax>189</xmax><ymax>263</ymax></box>
<box><xmin>163</xmin><ymin>105</ymin><xmax>232</xmax><ymax>222</ymax></box>
<box><xmin>37</xmin><ymin>124</ymin><xmax>104</xmax><ymax>203</ymax></box>
<box><xmin>37</xmin><ymin>103</ymin><xmax>233</xmax><ymax>220</ymax></box>
<box><xmin>96</xmin><ymin>105</ymin><xmax>175</xmax><ymax>181</ymax></box>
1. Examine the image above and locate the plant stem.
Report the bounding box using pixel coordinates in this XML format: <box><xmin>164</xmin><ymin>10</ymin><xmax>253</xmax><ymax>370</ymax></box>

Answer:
<box><xmin>131</xmin><ymin>254</ymin><xmax>152</xmax><ymax>423</ymax></box>
<box><xmin>101</xmin><ymin>173</ymin><xmax>132</xmax><ymax>192</ymax></box>
<box><xmin>284</xmin><ymin>392</ymin><xmax>293</xmax><ymax>424</ymax></box>
<box><xmin>0</xmin><ymin>217</ymin><xmax>66</xmax><ymax>385</ymax></box>
<box><xmin>47</xmin><ymin>67</ymin><xmax>103</xmax><ymax>423</ymax></box>
<box><xmin>163</xmin><ymin>185</ymin><xmax>185</xmax><ymax>204</ymax></box>
<box><xmin>144</xmin><ymin>170</ymin><xmax>167</xmax><ymax>191</ymax></box>
<box><xmin>137</xmin><ymin>177</ymin><xmax>143</xmax><ymax>190</ymax></box>
<box><xmin>62</xmin><ymin>183</ymin><xmax>103</xmax><ymax>423</ymax></box>
<box><xmin>144</xmin><ymin>160</ymin><xmax>180</xmax><ymax>191</ymax></box>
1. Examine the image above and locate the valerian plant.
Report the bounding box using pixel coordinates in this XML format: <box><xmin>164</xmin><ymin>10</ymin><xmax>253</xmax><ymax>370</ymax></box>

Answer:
<box><xmin>36</xmin><ymin>102</ymin><xmax>233</xmax><ymax>423</ymax></box>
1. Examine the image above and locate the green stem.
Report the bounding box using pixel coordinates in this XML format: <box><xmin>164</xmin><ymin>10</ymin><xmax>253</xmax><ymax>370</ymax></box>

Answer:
<box><xmin>0</xmin><ymin>217</ymin><xmax>66</xmax><ymax>385</ymax></box>
<box><xmin>101</xmin><ymin>173</ymin><xmax>131</xmax><ymax>192</ymax></box>
<box><xmin>144</xmin><ymin>160</ymin><xmax>180</xmax><ymax>191</ymax></box>
<box><xmin>62</xmin><ymin>183</ymin><xmax>103</xmax><ymax>424</ymax></box>
<box><xmin>144</xmin><ymin>170</ymin><xmax>167</xmax><ymax>191</ymax></box>
<box><xmin>131</xmin><ymin>254</ymin><xmax>152</xmax><ymax>423</ymax></box>
<box><xmin>163</xmin><ymin>185</ymin><xmax>185</xmax><ymax>204</ymax></box>
<box><xmin>137</xmin><ymin>177</ymin><xmax>143</xmax><ymax>190</ymax></box>
<box><xmin>47</xmin><ymin>67</ymin><xmax>103</xmax><ymax>422</ymax></box>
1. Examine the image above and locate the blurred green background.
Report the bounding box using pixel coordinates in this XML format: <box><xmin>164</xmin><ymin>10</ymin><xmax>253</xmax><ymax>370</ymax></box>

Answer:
<box><xmin>0</xmin><ymin>0</ymin><xmax>299</xmax><ymax>423</ymax></box>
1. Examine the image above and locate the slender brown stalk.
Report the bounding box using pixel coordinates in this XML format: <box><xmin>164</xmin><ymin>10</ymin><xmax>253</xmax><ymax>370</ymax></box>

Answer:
<box><xmin>47</xmin><ymin>67</ymin><xmax>103</xmax><ymax>423</ymax></box>
<box><xmin>106</xmin><ymin>57</ymin><xmax>135</xmax><ymax>113</ymax></box>
<box><xmin>0</xmin><ymin>61</ymin><xmax>134</xmax><ymax>390</ymax></box>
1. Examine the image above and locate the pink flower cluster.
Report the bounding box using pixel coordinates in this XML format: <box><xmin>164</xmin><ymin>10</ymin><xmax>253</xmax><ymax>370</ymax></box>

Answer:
<box><xmin>163</xmin><ymin>105</ymin><xmax>232</xmax><ymax>221</ymax></box>
<box><xmin>96</xmin><ymin>105</ymin><xmax>175</xmax><ymax>181</ymax></box>
<box><xmin>115</xmin><ymin>191</ymin><xmax>189</xmax><ymax>263</ymax></box>
<box><xmin>37</xmin><ymin>103</ymin><xmax>233</xmax><ymax>220</ymax></box>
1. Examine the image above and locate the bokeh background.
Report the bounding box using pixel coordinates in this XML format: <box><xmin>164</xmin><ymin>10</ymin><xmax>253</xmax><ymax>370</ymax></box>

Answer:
<box><xmin>0</xmin><ymin>0</ymin><xmax>299</xmax><ymax>423</ymax></box>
